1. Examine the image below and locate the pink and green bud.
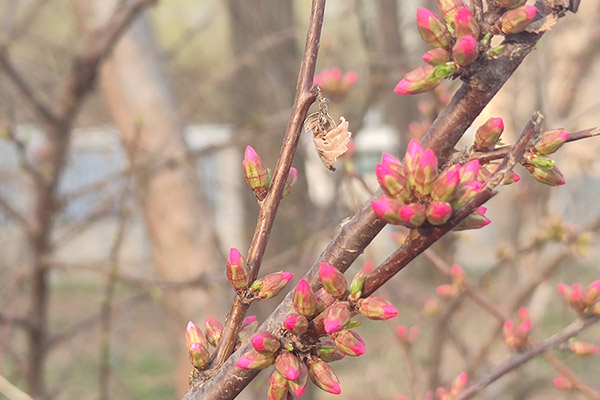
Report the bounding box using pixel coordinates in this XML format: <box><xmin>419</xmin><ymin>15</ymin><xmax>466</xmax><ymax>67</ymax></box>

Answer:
<box><xmin>324</xmin><ymin>302</ymin><xmax>351</xmax><ymax>334</ymax></box>
<box><xmin>398</xmin><ymin>203</ymin><xmax>427</xmax><ymax>228</ymax></box>
<box><xmin>452</xmin><ymin>35</ymin><xmax>478</xmax><ymax>67</ymax></box>
<box><xmin>526</xmin><ymin>165</ymin><xmax>565</xmax><ymax>186</ymax></box>
<box><xmin>243</xmin><ymin>145</ymin><xmax>270</xmax><ymax>200</ymax></box>
<box><xmin>431</xmin><ymin>164</ymin><xmax>461</xmax><ymax>202</ymax></box>
<box><xmin>204</xmin><ymin>318</ymin><xmax>223</xmax><ymax>347</ymax></box>
<box><xmin>188</xmin><ymin>342</ymin><xmax>210</xmax><ymax>369</ymax></box>
<box><xmin>238</xmin><ymin>315</ymin><xmax>258</xmax><ymax>345</ymax></box>
<box><xmin>333</xmin><ymin>329</ymin><xmax>366</xmax><ymax>356</ymax></box>
<box><xmin>318</xmin><ymin>338</ymin><xmax>346</xmax><ymax>362</ymax></box>
<box><xmin>315</xmin><ymin>287</ymin><xmax>336</xmax><ymax>313</ymax></box>
<box><xmin>570</xmin><ymin>340</ymin><xmax>599</xmax><ymax>356</ymax></box>
<box><xmin>371</xmin><ymin>196</ymin><xmax>404</xmax><ymax>225</ymax></box>
<box><xmin>283</xmin><ymin>313</ymin><xmax>309</xmax><ymax>335</ymax></box>
<box><xmin>275</xmin><ymin>350</ymin><xmax>301</xmax><ymax>381</ymax></box>
<box><xmin>416</xmin><ymin>8</ymin><xmax>452</xmax><ymax>48</ymax></box>
<box><xmin>186</xmin><ymin>321</ymin><xmax>207</xmax><ymax>350</ymax></box>
<box><xmin>459</xmin><ymin>159</ymin><xmax>481</xmax><ymax>183</ymax></box>
<box><xmin>308</xmin><ymin>359</ymin><xmax>342</xmax><ymax>395</ymax></box>
<box><xmin>535</xmin><ymin>129</ymin><xmax>570</xmax><ymax>155</ymax></box>
<box><xmin>293</xmin><ymin>279</ymin><xmax>318</xmax><ymax>317</ymax></box>
<box><xmin>394</xmin><ymin>65</ymin><xmax>444</xmax><ymax>95</ymax></box>
<box><xmin>358</xmin><ymin>296</ymin><xmax>398</xmax><ymax>320</ymax></box>
<box><xmin>282</xmin><ymin>167</ymin><xmax>297</xmax><ymax>198</ymax></box>
<box><xmin>453</xmin><ymin>180</ymin><xmax>484</xmax><ymax>208</ymax></box>
<box><xmin>414</xmin><ymin>148</ymin><xmax>439</xmax><ymax>195</ymax></box>
<box><xmin>251</xmin><ymin>271</ymin><xmax>294</xmax><ymax>299</ymax></box>
<box><xmin>584</xmin><ymin>281</ymin><xmax>600</xmax><ymax>305</ymax></box>
<box><xmin>423</xmin><ymin>48</ymin><xmax>450</xmax><ymax>66</ymax></box>
<box><xmin>530</xmin><ymin>155</ymin><xmax>555</xmax><ymax>170</ymax></box>
<box><xmin>319</xmin><ymin>262</ymin><xmax>348</xmax><ymax>299</ymax></box>
<box><xmin>226</xmin><ymin>248</ymin><xmax>250</xmax><ymax>290</ymax></box>
<box><xmin>496</xmin><ymin>0</ymin><xmax>527</xmax><ymax>9</ymax></box>
<box><xmin>557</xmin><ymin>283</ymin><xmax>586</xmax><ymax>312</ymax></box>
<box><xmin>251</xmin><ymin>331</ymin><xmax>281</xmax><ymax>355</ymax></box>
<box><xmin>450</xmin><ymin>372</ymin><xmax>469</xmax><ymax>396</ymax></box>
<box><xmin>348</xmin><ymin>269</ymin><xmax>367</xmax><ymax>302</ymax></box>
<box><xmin>437</xmin><ymin>0</ymin><xmax>464</xmax><ymax>24</ymax></box>
<box><xmin>237</xmin><ymin>348</ymin><xmax>275</xmax><ymax>370</ymax></box>
<box><xmin>454</xmin><ymin>206</ymin><xmax>491</xmax><ymax>231</ymax></box>
<box><xmin>396</xmin><ymin>325</ymin><xmax>420</xmax><ymax>346</ymax></box>
<box><xmin>376</xmin><ymin>153</ymin><xmax>410</xmax><ymax>200</ymax></box>
<box><xmin>474</xmin><ymin>117</ymin><xmax>504</xmax><ymax>150</ymax></box>
<box><xmin>500</xmin><ymin>6</ymin><xmax>537</xmax><ymax>35</ymax></box>
<box><xmin>454</xmin><ymin>8</ymin><xmax>479</xmax><ymax>39</ymax></box>
<box><xmin>267</xmin><ymin>370</ymin><xmax>289</xmax><ymax>400</ymax></box>
<box><xmin>451</xmin><ymin>264</ymin><xmax>466</xmax><ymax>286</ymax></box>
<box><xmin>437</xmin><ymin>284</ymin><xmax>459</xmax><ymax>297</ymax></box>
<box><xmin>554</xmin><ymin>375</ymin><xmax>575</xmax><ymax>391</ymax></box>
<box><xmin>289</xmin><ymin>362</ymin><xmax>309</xmax><ymax>397</ymax></box>
<box><xmin>426</xmin><ymin>201</ymin><xmax>453</xmax><ymax>225</ymax></box>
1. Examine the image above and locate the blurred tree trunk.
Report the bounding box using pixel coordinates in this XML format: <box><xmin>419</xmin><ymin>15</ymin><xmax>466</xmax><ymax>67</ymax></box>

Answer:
<box><xmin>74</xmin><ymin>0</ymin><xmax>219</xmax><ymax>394</ymax></box>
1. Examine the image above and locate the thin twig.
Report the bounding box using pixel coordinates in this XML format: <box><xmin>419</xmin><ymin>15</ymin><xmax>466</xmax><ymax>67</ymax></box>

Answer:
<box><xmin>0</xmin><ymin>374</ymin><xmax>34</xmax><ymax>400</ymax></box>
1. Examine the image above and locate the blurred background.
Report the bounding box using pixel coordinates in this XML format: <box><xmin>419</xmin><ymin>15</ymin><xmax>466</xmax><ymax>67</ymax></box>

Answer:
<box><xmin>0</xmin><ymin>0</ymin><xmax>599</xmax><ymax>399</ymax></box>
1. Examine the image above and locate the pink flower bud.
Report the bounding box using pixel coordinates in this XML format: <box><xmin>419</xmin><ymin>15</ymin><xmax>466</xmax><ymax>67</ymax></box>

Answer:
<box><xmin>417</xmin><ymin>8</ymin><xmax>452</xmax><ymax>48</ymax></box>
<box><xmin>315</xmin><ymin>287</ymin><xmax>336</xmax><ymax>313</ymax></box>
<box><xmin>293</xmin><ymin>279</ymin><xmax>318</xmax><ymax>317</ymax></box>
<box><xmin>398</xmin><ymin>203</ymin><xmax>427</xmax><ymax>229</ymax></box>
<box><xmin>358</xmin><ymin>296</ymin><xmax>398</xmax><ymax>320</ymax></box>
<box><xmin>453</xmin><ymin>180</ymin><xmax>484</xmax><ymax>208</ymax></box>
<box><xmin>496</xmin><ymin>0</ymin><xmax>527</xmax><ymax>9</ymax></box>
<box><xmin>251</xmin><ymin>271</ymin><xmax>294</xmax><ymax>299</ymax></box>
<box><xmin>426</xmin><ymin>201</ymin><xmax>453</xmax><ymax>225</ymax></box>
<box><xmin>371</xmin><ymin>196</ymin><xmax>405</xmax><ymax>225</ymax></box>
<box><xmin>526</xmin><ymin>165</ymin><xmax>565</xmax><ymax>186</ymax></box>
<box><xmin>238</xmin><ymin>315</ymin><xmax>258</xmax><ymax>345</ymax></box>
<box><xmin>584</xmin><ymin>281</ymin><xmax>600</xmax><ymax>306</ymax></box>
<box><xmin>394</xmin><ymin>65</ymin><xmax>443</xmax><ymax>95</ymax></box>
<box><xmin>275</xmin><ymin>350</ymin><xmax>301</xmax><ymax>380</ymax></box>
<box><xmin>437</xmin><ymin>284</ymin><xmax>459</xmax><ymax>298</ymax></box>
<box><xmin>319</xmin><ymin>262</ymin><xmax>348</xmax><ymax>299</ymax></box>
<box><xmin>535</xmin><ymin>129</ymin><xmax>570</xmax><ymax>155</ymax></box>
<box><xmin>243</xmin><ymin>145</ymin><xmax>270</xmax><ymax>200</ymax></box>
<box><xmin>267</xmin><ymin>370</ymin><xmax>289</xmax><ymax>400</ymax></box>
<box><xmin>237</xmin><ymin>348</ymin><xmax>275</xmax><ymax>370</ymax></box>
<box><xmin>431</xmin><ymin>164</ymin><xmax>461</xmax><ymax>202</ymax></box>
<box><xmin>500</xmin><ymin>6</ymin><xmax>537</xmax><ymax>35</ymax></box>
<box><xmin>186</xmin><ymin>321</ymin><xmax>207</xmax><ymax>350</ymax></box>
<box><xmin>308</xmin><ymin>359</ymin><xmax>342</xmax><ymax>395</ymax></box>
<box><xmin>226</xmin><ymin>248</ymin><xmax>250</xmax><ymax>290</ymax></box>
<box><xmin>283</xmin><ymin>313</ymin><xmax>309</xmax><ymax>335</ymax></box>
<box><xmin>423</xmin><ymin>48</ymin><xmax>451</xmax><ymax>66</ymax></box>
<box><xmin>569</xmin><ymin>340</ymin><xmax>599</xmax><ymax>356</ymax></box>
<box><xmin>376</xmin><ymin>153</ymin><xmax>410</xmax><ymax>200</ymax></box>
<box><xmin>452</xmin><ymin>35</ymin><xmax>478</xmax><ymax>66</ymax></box>
<box><xmin>333</xmin><ymin>329</ymin><xmax>366</xmax><ymax>356</ymax></box>
<box><xmin>553</xmin><ymin>375</ymin><xmax>574</xmax><ymax>391</ymax></box>
<box><xmin>454</xmin><ymin>206</ymin><xmax>491</xmax><ymax>231</ymax></box>
<box><xmin>188</xmin><ymin>342</ymin><xmax>210</xmax><ymax>369</ymax></box>
<box><xmin>459</xmin><ymin>160</ymin><xmax>481</xmax><ymax>184</ymax></box>
<box><xmin>454</xmin><ymin>8</ymin><xmax>479</xmax><ymax>39</ymax></box>
<box><xmin>251</xmin><ymin>331</ymin><xmax>281</xmax><ymax>354</ymax></box>
<box><xmin>414</xmin><ymin>148</ymin><xmax>439</xmax><ymax>195</ymax></box>
<box><xmin>451</xmin><ymin>264</ymin><xmax>465</xmax><ymax>286</ymax></box>
<box><xmin>396</xmin><ymin>325</ymin><xmax>420</xmax><ymax>346</ymax></box>
<box><xmin>348</xmin><ymin>269</ymin><xmax>367</xmax><ymax>302</ymax></box>
<box><xmin>204</xmin><ymin>318</ymin><xmax>223</xmax><ymax>347</ymax></box>
<box><xmin>450</xmin><ymin>372</ymin><xmax>468</xmax><ymax>396</ymax></box>
<box><xmin>282</xmin><ymin>167</ymin><xmax>297</xmax><ymax>198</ymax></box>
<box><xmin>436</xmin><ymin>0</ymin><xmax>464</xmax><ymax>24</ymax></box>
<box><xmin>474</xmin><ymin>117</ymin><xmax>504</xmax><ymax>150</ymax></box>
<box><xmin>288</xmin><ymin>362</ymin><xmax>309</xmax><ymax>396</ymax></box>
<box><xmin>318</xmin><ymin>338</ymin><xmax>346</xmax><ymax>362</ymax></box>
<box><xmin>324</xmin><ymin>302</ymin><xmax>351</xmax><ymax>334</ymax></box>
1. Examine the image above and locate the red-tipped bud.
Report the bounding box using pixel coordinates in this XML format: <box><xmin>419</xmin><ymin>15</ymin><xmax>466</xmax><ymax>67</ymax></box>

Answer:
<box><xmin>238</xmin><ymin>315</ymin><xmax>258</xmax><ymax>345</ymax></box>
<box><xmin>324</xmin><ymin>302</ymin><xmax>351</xmax><ymax>334</ymax></box>
<box><xmin>584</xmin><ymin>281</ymin><xmax>600</xmax><ymax>306</ymax></box>
<box><xmin>398</xmin><ymin>203</ymin><xmax>427</xmax><ymax>229</ymax></box>
<box><xmin>283</xmin><ymin>313</ymin><xmax>309</xmax><ymax>335</ymax></box>
<box><xmin>188</xmin><ymin>342</ymin><xmax>210</xmax><ymax>369</ymax></box>
<box><xmin>376</xmin><ymin>153</ymin><xmax>410</xmax><ymax>201</ymax></box>
<box><xmin>423</xmin><ymin>48</ymin><xmax>451</xmax><ymax>66</ymax></box>
<box><xmin>396</xmin><ymin>325</ymin><xmax>420</xmax><ymax>346</ymax></box>
<box><xmin>417</xmin><ymin>8</ymin><xmax>452</xmax><ymax>48</ymax></box>
<box><xmin>535</xmin><ymin>129</ymin><xmax>570</xmax><ymax>155</ymax></box>
<box><xmin>251</xmin><ymin>331</ymin><xmax>281</xmax><ymax>354</ymax></box>
<box><xmin>275</xmin><ymin>350</ymin><xmax>301</xmax><ymax>381</ymax></box>
<box><xmin>318</xmin><ymin>338</ymin><xmax>346</xmax><ymax>362</ymax></box>
<box><xmin>282</xmin><ymin>167</ymin><xmax>297</xmax><ymax>198</ymax></box>
<box><xmin>496</xmin><ymin>0</ymin><xmax>527</xmax><ymax>9</ymax></box>
<box><xmin>358</xmin><ymin>296</ymin><xmax>398</xmax><ymax>320</ymax></box>
<box><xmin>308</xmin><ymin>359</ymin><xmax>342</xmax><ymax>395</ymax></box>
<box><xmin>459</xmin><ymin>160</ymin><xmax>481</xmax><ymax>183</ymax></box>
<box><xmin>553</xmin><ymin>375</ymin><xmax>574</xmax><ymax>391</ymax></box>
<box><xmin>289</xmin><ymin>362</ymin><xmax>309</xmax><ymax>397</ymax></box>
<box><xmin>454</xmin><ymin>206</ymin><xmax>491</xmax><ymax>231</ymax></box>
<box><xmin>319</xmin><ymin>262</ymin><xmax>348</xmax><ymax>299</ymax></box>
<box><xmin>226</xmin><ymin>248</ymin><xmax>250</xmax><ymax>290</ymax></box>
<box><xmin>526</xmin><ymin>165</ymin><xmax>565</xmax><ymax>186</ymax></box>
<box><xmin>394</xmin><ymin>65</ymin><xmax>444</xmax><ymax>95</ymax></box>
<box><xmin>453</xmin><ymin>180</ymin><xmax>484</xmax><ymax>208</ymax></box>
<box><xmin>437</xmin><ymin>284</ymin><xmax>460</xmax><ymax>298</ymax></box>
<box><xmin>405</xmin><ymin>139</ymin><xmax>424</xmax><ymax>189</ymax></box>
<box><xmin>293</xmin><ymin>279</ymin><xmax>318</xmax><ymax>317</ymax></box>
<box><xmin>450</xmin><ymin>372</ymin><xmax>469</xmax><ymax>396</ymax></box>
<box><xmin>243</xmin><ymin>145</ymin><xmax>270</xmax><ymax>200</ymax></box>
<box><xmin>186</xmin><ymin>321</ymin><xmax>207</xmax><ymax>350</ymax></box>
<box><xmin>431</xmin><ymin>164</ymin><xmax>461</xmax><ymax>202</ymax></box>
<box><xmin>237</xmin><ymin>348</ymin><xmax>275</xmax><ymax>370</ymax></box>
<box><xmin>454</xmin><ymin>8</ymin><xmax>479</xmax><ymax>38</ymax></box>
<box><xmin>414</xmin><ymin>148</ymin><xmax>439</xmax><ymax>195</ymax></box>
<box><xmin>315</xmin><ymin>287</ymin><xmax>336</xmax><ymax>313</ymax></box>
<box><xmin>474</xmin><ymin>117</ymin><xmax>504</xmax><ymax>150</ymax></box>
<box><xmin>267</xmin><ymin>370</ymin><xmax>289</xmax><ymax>400</ymax></box>
<box><xmin>204</xmin><ymin>318</ymin><xmax>223</xmax><ymax>347</ymax></box>
<box><xmin>569</xmin><ymin>340</ymin><xmax>599</xmax><ymax>356</ymax></box>
<box><xmin>500</xmin><ymin>6</ymin><xmax>537</xmax><ymax>35</ymax></box>
<box><xmin>437</xmin><ymin>0</ymin><xmax>464</xmax><ymax>24</ymax></box>
<box><xmin>452</xmin><ymin>35</ymin><xmax>478</xmax><ymax>66</ymax></box>
<box><xmin>251</xmin><ymin>271</ymin><xmax>294</xmax><ymax>299</ymax></box>
<box><xmin>426</xmin><ymin>201</ymin><xmax>453</xmax><ymax>225</ymax></box>
<box><xmin>371</xmin><ymin>196</ymin><xmax>405</xmax><ymax>225</ymax></box>
<box><xmin>333</xmin><ymin>329</ymin><xmax>366</xmax><ymax>356</ymax></box>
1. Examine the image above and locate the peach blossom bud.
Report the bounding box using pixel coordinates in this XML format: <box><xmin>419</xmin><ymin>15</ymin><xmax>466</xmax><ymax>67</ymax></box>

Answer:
<box><xmin>376</xmin><ymin>153</ymin><xmax>410</xmax><ymax>201</ymax></box>
<box><xmin>251</xmin><ymin>331</ymin><xmax>281</xmax><ymax>355</ymax></box>
<box><xmin>324</xmin><ymin>302</ymin><xmax>351</xmax><ymax>334</ymax></box>
<box><xmin>450</xmin><ymin>372</ymin><xmax>468</xmax><ymax>395</ymax></box>
<box><xmin>243</xmin><ymin>145</ymin><xmax>270</xmax><ymax>200</ymax></box>
<box><xmin>584</xmin><ymin>281</ymin><xmax>600</xmax><ymax>305</ymax></box>
<box><xmin>426</xmin><ymin>201</ymin><xmax>453</xmax><ymax>225</ymax></box>
<box><xmin>437</xmin><ymin>0</ymin><xmax>464</xmax><ymax>24</ymax></box>
<box><xmin>251</xmin><ymin>271</ymin><xmax>294</xmax><ymax>299</ymax></box>
<box><xmin>371</xmin><ymin>196</ymin><xmax>405</xmax><ymax>225</ymax></box>
<box><xmin>454</xmin><ymin>206</ymin><xmax>491</xmax><ymax>231</ymax></box>
<box><xmin>319</xmin><ymin>262</ymin><xmax>348</xmax><ymax>299</ymax></box>
<box><xmin>569</xmin><ymin>340</ymin><xmax>599</xmax><ymax>356</ymax></box>
<box><xmin>453</xmin><ymin>180</ymin><xmax>484</xmax><ymax>208</ymax></box>
<box><xmin>282</xmin><ymin>167</ymin><xmax>297</xmax><ymax>198</ymax></box>
<box><xmin>358</xmin><ymin>296</ymin><xmax>398</xmax><ymax>320</ymax></box>
<box><xmin>188</xmin><ymin>342</ymin><xmax>210</xmax><ymax>369</ymax></box>
<box><xmin>423</xmin><ymin>48</ymin><xmax>451</xmax><ymax>66</ymax></box>
<box><xmin>226</xmin><ymin>247</ymin><xmax>250</xmax><ymax>291</ymax></box>
<box><xmin>186</xmin><ymin>321</ymin><xmax>207</xmax><ymax>350</ymax></box>
<box><xmin>553</xmin><ymin>375</ymin><xmax>574</xmax><ymax>391</ymax></box>
<box><xmin>535</xmin><ymin>129</ymin><xmax>570</xmax><ymax>155</ymax></box>
<box><xmin>500</xmin><ymin>6</ymin><xmax>537</xmax><ymax>35</ymax></box>
<box><xmin>289</xmin><ymin>362</ymin><xmax>309</xmax><ymax>396</ymax></box>
<box><xmin>453</xmin><ymin>7</ymin><xmax>479</xmax><ymax>38</ymax></box>
<box><xmin>283</xmin><ymin>313</ymin><xmax>309</xmax><ymax>335</ymax></box>
<box><xmin>526</xmin><ymin>165</ymin><xmax>565</xmax><ymax>186</ymax></box>
<box><xmin>398</xmin><ymin>203</ymin><xmax>427</xmax><ymax>228</ymax></box>
<box><xmin>437</xmin><ymin>284</ymin><xmax>459</xmax><ymax>297</ymax></box>
<box><xmin>459</xmin><ymin>160</ymin><xmax>481</xmax><ymax>183</ymax></box>
<box><xmin>414</xmin><ymin>148</ymin><xmax>439</xmax><ymax>195</ymax></box>
<box><xmin>204</xmin><ymin>318</ymin><xmax>223</xmax><ymax>347</ymax></box>
<box><xmin>474</xmin><ymin>117</ymin><xmax>504</xmax><ymax>150</ymax></box>
<box><xmin>404</xmin><ymin>139</ymin><xmax>423</xmax><ymax>189</ymax></box>
<box><xmin>452</xmin><ymin>35</ymin><xmax>478</xmax><ymax>66</ymax></box>
<box><xmin>333</xmin><ymin>329</ymin><xmax>366</xmax><ymax>356</ymax></box>
<box><xmin>237</xmin><ymin>348</ymin><xmax>275</xmax><ymax>370</ymax></box>
<box><xmin>293</xmin><ymin>279</ymin><xmax>317</xmax><ymax>317</ymax></box>
<box><xmin>315</xmin><ymin>288</ymin><xmax>336</xmax><ymax>313</ymax></box>
<box><xmin>238</xmin><ymin>315</ymin><xmax>258</xmax><ymax>345</ymax></box>
<box><xmin>318</xmin><ymin>338</ymin><xmax>346</xmax><ymax>362</ymax></box>
<box><xmin>417</xmin><ymin>8</ymin><xmax>452</xmax><ymax>48</ymax></box>
<box><xmin>267</xmin><ymin>370</ymin><xmax>289</xmax><ymax>400</ymax></box>
<box><xmin>308</xmin><ymin>359</ymin><xmax>341</xmax><ymax>395</ymax></box>
<box><xmin>394</xmin><ymin>65</ymin><xmax>445</xmax><ymax>95</ymax></box>
<box><xmin>396</xmin><ymin>325</ymin><xmax>420</xmax><ymax>346</ymax></box>
<box><xmin>431</xmin><ymin>164</ymin><xmax>461</xmax><ymax>202</ymax></box>
<box><xmin>275</xmin><ymin>350</ymin><xmax>301</xmax><ymax>381</ymax></box>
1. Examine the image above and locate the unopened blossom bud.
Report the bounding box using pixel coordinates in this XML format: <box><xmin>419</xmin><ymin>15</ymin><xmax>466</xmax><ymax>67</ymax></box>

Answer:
<box><xmin>394</xmin><ymin>65</ymin><xmax>444</xmax><ymax>95</ymax></box>
<box><xmin>318</xmin><ymin>338</ymin><xmax>346</xmax><ymax>362</ymax></box>
<box><xmin>423</xmin><ymin>48</ymin><xmax>450</xmax><ymax>66</ymax></box>
<box><xmin>267</xmin><ymin>370</ymin><xmax>289</xmax><ymax>400</ymax></box>
<box><xmin>569</xmin><ymin>340</ymin><xmax>599</xmax><ymax>356</ymax></box>
<box><xmin>284</xmin><ymin>313</ymin><xmax>309</xmax><ymax>335</ymax></box>
<box><xmin>437</xmin><ymin>284</ymin><xmax>460</xmax><ymax>297</ymax></box>
<box><xmin>226</xmin><ymin>248</ymin><xmax>250</xmax><ymax>291</ymax></box>
<box><xmin>404</xmin><ymin>140</ymin><xmax>423</xmax><ymax>187</ymax></box>
<box><xmin>308</xmin><ymin>359</ymin><xmax>342</xmax><ymax>395</ymax></box>
<box><xmin>275</xmin><ymin>351</ymin><xmax>301</xmax><ymax>380</ymax></box>
<box><xmin>315</xmin><ymin>288</ymin><xmax>336</xmax><ymax>313</ymax></box>
<box><xmin>288</xmin><ymin>362</ymin><xmax>309</xmax><ymax>397</ymax></box>
<box><xmin>416</xmin><ymin>8</ymin><xmax>452</xmax><ymax>48</ymax></box>
<box><xmin>553</xmin><ymin>375</ymin><xmax>574</xmax><ymax>391</ymax></box>
<box><xmin>426</xmin><ymin>201</ymin><xmax>453</xmax><ymax>225</ymax></box>
<box><xmin>376</xmin><ymin>153</ymin><xmax>410</xmax><ymax>201</ymax></box>
<box><xmin>186</xmin><ymin>321</ymin><xmax>207</xmax><ymax>350</ymax></box>
<box><xmin>454</xmin><ymin>206</ymin><xmax>491</xmax><ymax>231</ymax></box>
<box><xmin>251</xmin><ymin>331</ymin><xmax>281</xmax><ymax>355</ymax></box>
<box><xmin>450</xmin><ymin>372</ymin><xmax>469</xmax><ymax>396</ymax></box>
<box><xmin>204</xmin><ymin>318</ymin><xmax>223</xmax><ymax>347</ymax></box>
<box><xmin>349</xmin><ymin>269</ymin><xmax>367</xmax><ymax>302</ymax></box>
<box><xmin>526</xmin><ymin>165</ymin><xmax>565</xmax><ymax>186</ymax></box>
<box><xmin>251</xmin><ymin>271</ymin><xmax>294</xmax><ymax>299</ymax></box>
<box><xmin>454</xmin><ymin>8</ymin><xmax>479</xmax><ymax>39</ymax></box>
<box><xmin>324</xmin><ymin>302</ymin><xmax>351</xmax><ymax>334</ymax></box>
<box><xmin>371</xmin><ymin>196</ymin><xmax>404</xmax><ymax>225</ymax></box>
<box><xmin>431</xmin><ymin>164</ymin><xmax>461</xmax><ymax>202</ymax></box>
<box><xmin>584</xmin><ymin>281</ymin><xmax>600</xmax><ymax>306</ymax></box>
<box><xmin>436</xmin><ymin>386</ymin><xmax>450</xmax><ymax>399</ymax></box>
<box><xmin>243</xmin><ymin>145</ymin><xmax>270</xmax><ymax>200</ymax></box>
<box><xmin>453</xmin><ymin>35</ymin><xmax>478</xmax><ymax>67</ymax></box>
<box><xmin>319</xmin><ymin>262</ymin><xmax>348</xmax><ymax>299</ymax></box>
<box><xmin>237</xmin><ymin>348</ymin><xmax>275</xmax><ymax>370</ymax></box>
<box><xmin>453</xmin><ymin>180</ymin><xmax>484</xmax><ymax>208</ymax></box>
<box><xmin>530</xmin><ymin>155</ymin><xmax>555</xmax><ymax>170</ymax></box>
<box><xmin>414</xmin><ymin>148</ymin><xmax>439</xmax><ymax>195</ymax></box>
<box><xmin>396</xmin><ymin>325</ymin><xmax>420</xmax><ymax>346</ymax></box>
<box><xmin>293</xmin><ymin>279</ymin><xmax>317</xmax><ymax>317</ymax></box>
<box><xmin>333</xmin><ymin>329</ymin><xmax>366</xmax><ymax>356</ymax></box>
<box><xmin>398</xmin><ymin>203</ymin><xmax>427</xmax><ymax>229</ymax></box>
<box><xmin>423</xmin><ymin>298</ymin><xmax>441</xmax><ymax>317</ymax></box>
<box><xmin>535</xmin><ymin>129</ymin><xmax>570</xmax><ymax>155</ymax></box>
<box><xmin>282</xmin><ymin>167</ymin><xmax>297</xmax><ymax>198</ymax></box>
<box><xmin>437</xmin><ymin>0</ymin><xmax>464</xmax><ymax>24</ymax></box>
<box><xmin>188</xmin><ymin>342</ymin><xmax>210</xmax><ymax>369</ymax></box>
<box><xmin>358</xmin><ymin>296</ymin><xmax>398</xmax><ymax>320</ymax></box>
<box><xmin>500</xmin><ymin>6</ymin><xmax>537</xmax><ymax>35</ymax></box>
<box><xmin>459</xmin><ymin>160</ymin><xmax>481</xmax><ymax>183</ymax></box>
<box><xmin>451</xmin><ymin>264</ymin><xmax>465</xmax><ymax>286</ymax></box>
<box><xmin>496</xmin><ymin>0</ymin><xmax>527</xmax><ymax>9</ymax></box>
<box><xmin>474</xmin><ymin>117</ymin><xmax>504</xmax><ymax>150</ymax></box>
<box><xmin>238</xmin><ymin>315</ymin><xmax>258</xmax><ymax>345</ymax></box>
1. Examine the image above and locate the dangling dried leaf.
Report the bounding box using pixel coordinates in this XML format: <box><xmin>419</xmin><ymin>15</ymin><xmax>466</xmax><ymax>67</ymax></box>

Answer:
<box><xmin>312</xmin><ymin>117</ymin><xmax>351</xmax><ymax>171</ymax></box>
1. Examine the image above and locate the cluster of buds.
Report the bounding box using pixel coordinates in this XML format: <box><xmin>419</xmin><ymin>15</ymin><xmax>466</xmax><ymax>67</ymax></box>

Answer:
<box><xmin>436</xmin><ymin>265</ymin><xmax>466</xmax><ymax>298</ymax></box>
<box><xmin>502</xmin><ymin>307</ymin><xmax>531</xmax><ymax>351</ymax></box>
<box><xmin>395</xmin><ymin>1</ymin><xmax>537</xmax><ymax>95</ymax></box>
<box><xmin>243</xmin><ymin>145</ymin><xmax>297</xmax><ymax>201</ymax></box>
<box><xmin>395</xmin><ymin>325</ymin><xmax>420</xmax><ymax>348</ymax></box>
<box><xmin>435</xmin><ymin>372</ymin><xmax>469</xmax><ymax>400</ymax></box>
<box><xmin>557</xmin><ymin>281</ymin><xmax>600</xmax><ymax>316</ymax></box>
<box><xmin>314</xmin><ymin>68</ymin><xmax>358</xmax><ymax>101</ymax></box>
<box><xmin>522</xmin><ymin>129</ymin><xmax>570</xmax><ymax>186</ymax></box>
